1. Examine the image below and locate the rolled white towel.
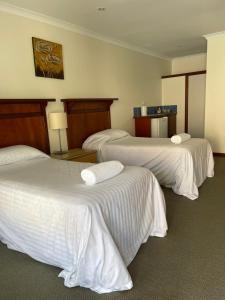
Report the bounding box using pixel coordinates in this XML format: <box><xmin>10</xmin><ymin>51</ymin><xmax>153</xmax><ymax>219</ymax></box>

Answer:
<box><xmin>171</xmin><ymin>133</ymin><xmax>191</xmax><ymax>144</ymax></box>
<box><xmin>81</xmin><ymin>161</ymin><xmax>124</xmax><ymax>185</ymax></box>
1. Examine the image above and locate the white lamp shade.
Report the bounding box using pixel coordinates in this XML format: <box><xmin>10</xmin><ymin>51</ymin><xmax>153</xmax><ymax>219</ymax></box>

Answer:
<box><xmin>49</xmin><ymin>112</ymin><xmax>68</xmax><ymax>130</ymax></box>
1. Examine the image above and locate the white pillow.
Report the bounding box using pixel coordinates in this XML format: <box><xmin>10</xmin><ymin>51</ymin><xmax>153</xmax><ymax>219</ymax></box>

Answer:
<box><xmin>93</xmin><ymin>129</ymin><xmax>130</xmax><ymax>140</ymax></box>
<box><xmin>83</xmin><ymin>129</ymin><xmax>130</xmax><ymax>151</ymax></box>
<box><xmin>0</xmin><ymin>145</ymin><xmax>49</xmax><ymax>166</ymax></box>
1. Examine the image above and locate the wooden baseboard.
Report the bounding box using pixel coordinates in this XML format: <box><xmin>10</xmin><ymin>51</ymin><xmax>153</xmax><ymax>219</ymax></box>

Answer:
<box><xmin>213</xmin><ymin>152</ymin><xmax>225</xmax><ymax>157</ymax></box>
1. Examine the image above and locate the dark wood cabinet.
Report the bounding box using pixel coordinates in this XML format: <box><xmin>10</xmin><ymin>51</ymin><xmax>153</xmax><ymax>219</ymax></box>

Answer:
<box><xmin>134</xmin><ymin>117</ymin><xmax>151</xmax><ymax>137</ymax></box>
<box><xmin>134</xmin><ymin>114</ymin><xmax>176</xmax><ymax>138</ymax></box>
<box><xmin>167</xmin><ymin>114</ymin><xmax>177</xmax><ymax>138</ymax></box>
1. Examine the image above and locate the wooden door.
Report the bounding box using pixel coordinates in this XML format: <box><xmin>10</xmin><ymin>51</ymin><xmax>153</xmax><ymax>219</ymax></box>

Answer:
<box><xmin>162</xmin><ymin>76</ymin><xmax>185</xmax><ymax>133</ymax></box>
<box><xmin>188</xmin><ymin>74</ymin><xmax>206</xmax><ymax>137</ymax></box>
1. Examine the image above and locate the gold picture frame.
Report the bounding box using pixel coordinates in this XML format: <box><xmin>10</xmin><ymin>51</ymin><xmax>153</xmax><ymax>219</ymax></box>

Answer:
<box><xmin>32</xmin><ymin>37</ymin><xmax>64</xmax><ymax>80</ymax></box>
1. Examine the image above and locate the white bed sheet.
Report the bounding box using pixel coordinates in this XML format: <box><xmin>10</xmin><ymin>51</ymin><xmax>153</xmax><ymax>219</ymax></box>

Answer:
<box><xmin>83</xmin><ymin>136</ymin><xmax>214</xmax><ymax>200</ymax></box>
<box><xmin>0</xmin><ymin>157</ymin><xmax>167</xmax><ymax>293</ymax></box>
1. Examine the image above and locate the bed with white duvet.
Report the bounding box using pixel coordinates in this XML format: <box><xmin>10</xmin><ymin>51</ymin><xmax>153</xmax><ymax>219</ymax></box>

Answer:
<box><xmin>0</xmin><ymin>145</ymin><xmax>167</xmax><ymax>294</ymax></box>
<box><xmin>83</xmin><ymin>129</ymin><xmax>214</xmax><ymax>200</ymax></box>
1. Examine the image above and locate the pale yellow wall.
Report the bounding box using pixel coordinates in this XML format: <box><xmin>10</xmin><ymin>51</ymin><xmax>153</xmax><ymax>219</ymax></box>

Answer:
<box><xmin>172</xmin><ymin>53</ymin><xmax>207</xmax><ymax>74</ymax></box>
<box><xmin>205</xmin><ymin>33</ymin><xmax>225</xmax><ymax>153</ymax></box>
<box><xmin>162</xmin><ymin>77</ymin><xmax>185</xmax><ymax>133</ymax></box>
<box><xmin>0</xmin><ymin>10</ymin><xmax>170</xmax><ymax>152</ymax></box>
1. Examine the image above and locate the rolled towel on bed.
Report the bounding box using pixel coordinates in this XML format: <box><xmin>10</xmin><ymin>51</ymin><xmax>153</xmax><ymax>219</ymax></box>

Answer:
<box><xmin>171</xmin><ymin>133</ymin><xmax>191</xmax><ymax>144</ymax></box>
<box><xmin>81</xmin><ymin>161</ymin><xmax>124</xmax><ymax>185</ymax></box>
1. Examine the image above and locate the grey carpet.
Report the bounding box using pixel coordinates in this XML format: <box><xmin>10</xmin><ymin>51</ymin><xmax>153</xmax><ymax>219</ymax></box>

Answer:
<box><xmin>0</xmin><ymin>157</ymin><xmax>225</xmax><ymax>300</ymax></box>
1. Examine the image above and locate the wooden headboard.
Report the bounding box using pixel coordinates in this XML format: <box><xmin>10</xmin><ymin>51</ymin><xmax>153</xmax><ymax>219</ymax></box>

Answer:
<box><xmin>0</xmin><ymin>99</ymin><xmax>55</xmax><ymax>154</ymax></box>
<box><xmin>62</xmin><ymin>98</ymin><xmax>118</xmax><ymax>149</ymax></box>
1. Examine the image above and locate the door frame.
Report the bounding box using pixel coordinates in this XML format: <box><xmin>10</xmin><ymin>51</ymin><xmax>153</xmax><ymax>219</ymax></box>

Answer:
<box><xmin>162</xmin><ymin>70</ymin><xmax>206</xmax><ymax>133</ymax></box>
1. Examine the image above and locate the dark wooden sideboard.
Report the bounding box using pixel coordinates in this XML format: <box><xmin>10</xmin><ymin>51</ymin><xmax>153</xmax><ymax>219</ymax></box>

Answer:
<box><xmin>134</xmin><ymin>113</ymin><xmax>176</xmax><ymax>138</ymax></box>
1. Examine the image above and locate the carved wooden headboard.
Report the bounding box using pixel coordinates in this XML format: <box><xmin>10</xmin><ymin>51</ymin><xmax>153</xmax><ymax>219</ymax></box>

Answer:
<box><xmin>62</xmin><ymin>98</ymin><xmax>118</xmax><ymax>149</ymax></box>
<box><xmin>0</xmin><ymin>99</ymin><xmax>55</xmax><ymax>154</ymax></box>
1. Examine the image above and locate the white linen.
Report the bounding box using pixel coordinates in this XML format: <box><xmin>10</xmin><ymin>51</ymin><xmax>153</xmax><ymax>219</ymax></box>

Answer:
<box><xmin>83</xmin><ymin>135</ymin><xmax>214</xmax><ymax>200</ymax></box>
<box><xmin>0</xmin><ymin>145</ymin><xmax>49</xmax><ymax>165</ymax></box>
<box><xmin>0</xmin><ymin>157</ymin><xmax>167</xmax><ymax>293</ymax></box>
<box><xmin>171</xmin><ymin>133</ymin><xmax>191</xmax><ymax>144</ymax></box>
<box><xmin>81</xmin><ymin>160</ymin><xmax>124</xmax><ymax>185</ymax></box>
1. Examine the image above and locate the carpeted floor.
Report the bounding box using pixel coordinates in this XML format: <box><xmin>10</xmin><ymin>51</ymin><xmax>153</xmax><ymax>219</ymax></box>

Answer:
<box><xmin>0</xmin><ymin>157</ymin><xmax>225</xmax><ymax>300</ymax></box>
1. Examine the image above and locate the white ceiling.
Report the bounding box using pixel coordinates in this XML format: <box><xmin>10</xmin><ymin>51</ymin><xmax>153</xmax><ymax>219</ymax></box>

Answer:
<box><xmin>2</xmin><ymin>0</ymin><xmax>225</xmax><ymax>58</ymax></box>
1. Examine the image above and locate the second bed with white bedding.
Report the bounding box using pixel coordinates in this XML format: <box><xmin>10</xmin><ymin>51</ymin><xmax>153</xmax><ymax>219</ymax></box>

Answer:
<box><xmin>83</xmin><ymin>130</ymin><xmax>214</xmax><ymax>200</ymax></box>
<box><xmin>0</xmin><ymin>155</ymin><xmax>167</xmax><ymax>293</ymax></box>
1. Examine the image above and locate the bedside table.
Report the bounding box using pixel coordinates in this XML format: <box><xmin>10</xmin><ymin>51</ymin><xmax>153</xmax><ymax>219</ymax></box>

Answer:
<box><xmin>51</xmin><ymin>148</ymin><xmax>97</xmax><ymax>163</ymax></box>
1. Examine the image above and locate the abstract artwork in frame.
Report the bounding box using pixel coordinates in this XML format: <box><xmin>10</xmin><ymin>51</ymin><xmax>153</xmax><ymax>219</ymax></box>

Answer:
<box><xmin>32</xmin><ymin>37</ymin><xmax>64</xmax><ymax>79</ymax></box>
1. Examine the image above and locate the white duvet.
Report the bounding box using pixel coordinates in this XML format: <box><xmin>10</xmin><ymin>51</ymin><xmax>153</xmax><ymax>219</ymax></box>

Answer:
<box><xmin>83</xmin><ymin>132</ymin><xmax>214</xmax><ymax>200</ymax></box>
<box><xmin>0</xmin><ymin>157</ymin><xmax>167</xmax><ymax>293</ymax></box>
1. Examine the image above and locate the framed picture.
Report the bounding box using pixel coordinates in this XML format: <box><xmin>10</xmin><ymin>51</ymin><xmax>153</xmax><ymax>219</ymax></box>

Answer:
<box><xmin>32</xmin><ymin>37</ymin><xmax>64</xmax><ymax>80</ymax></box>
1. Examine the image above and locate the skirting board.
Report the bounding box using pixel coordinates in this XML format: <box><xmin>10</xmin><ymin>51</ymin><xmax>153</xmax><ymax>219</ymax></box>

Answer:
<box><xmin>213</xmin><ymin>153</ymin><xmax>225</xmax><ymax>157</ymax></box>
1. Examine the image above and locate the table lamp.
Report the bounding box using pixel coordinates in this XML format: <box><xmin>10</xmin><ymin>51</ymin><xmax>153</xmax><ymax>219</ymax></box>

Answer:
<box><xmin>49</xmin><ymin>112</ymin><xmax>68</xmax><ymax>153</ymax></box>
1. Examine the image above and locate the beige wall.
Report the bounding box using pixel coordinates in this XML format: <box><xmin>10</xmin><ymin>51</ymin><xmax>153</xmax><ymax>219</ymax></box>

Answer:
<box><xmin>172</xmin><ymin>53</ymin><xmax>207</xmax><ymax>74</ymax></box>
<box><xmin>0</xmin><ymin>10</ymin><xmax>170</xmax><ymax>152</ymax></box>
<box><xmin>205</xmin><ymin>33</ymin><xmax>225</xmax><ymax>153</ymax></box>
